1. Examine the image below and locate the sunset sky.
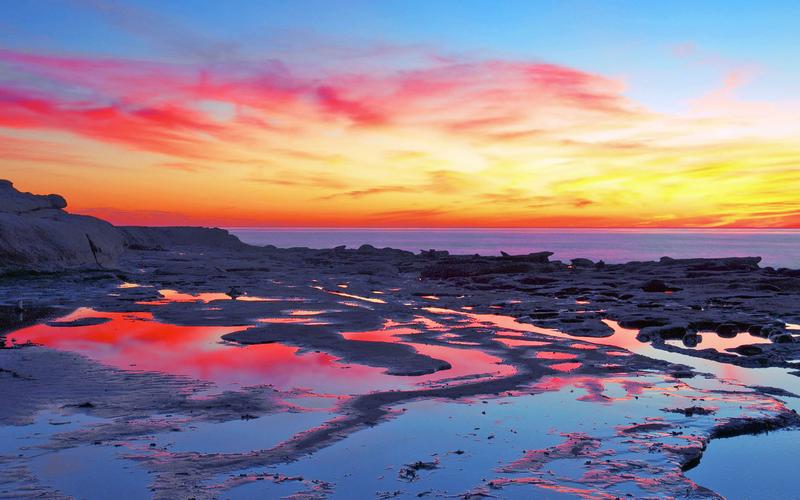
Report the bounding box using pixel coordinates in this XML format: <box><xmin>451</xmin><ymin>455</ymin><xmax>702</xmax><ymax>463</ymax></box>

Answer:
<box><xmin>2</xmin><ymin>0</ymin><xmax>799</xmax><ymax>227</ymax></box>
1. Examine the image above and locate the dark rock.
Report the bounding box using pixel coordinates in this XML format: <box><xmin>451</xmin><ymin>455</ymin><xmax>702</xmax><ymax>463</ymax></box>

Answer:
<box><xmin>663</xmin><ymin>406</ymin><xmax>716</xmax><ymax>417</ymax></box>
<box><xmin>660</xmin><ymin>256</ymin><xmax>762</xmax><ymax>271</ymax></box>
<box><xmin>500</xmin><ymin>251</ymin><xmax>553</xmax><ymax>264</ymax></box>
<box><xmin>642</xmin><ymin>279</ymin><xmax>681</xmax><ymax>293</ymax></box>
<box><xmin>770</xmin><ymin>332</ymin><xmax>795</xmax><ymax>343</ymax></box>
<box><xmin>715</xmin><ymin>323</ymin><xmax>739</xmax><ymax>338</ymax></box>
<box><xmin>46</xmin><ymin>317</ymin><xmax>111</xmax><ymax>328</ymax></box>
<box><xmin>530</xmin><ymin>310</ymin><xmax>559</xmax><ymax>319</ymax></box>
<box><xmin>619</xmin><ymin>317</ymin><xmax>669</xmax><ymax>329</ymax></box>
<box><xmin>639</xmin><ymin>325</ymin><xmax>687</xmax><ymax>340</ymax></box>
<box><xmin>711</xmin><ymin>411</ymin><xmax>800</xmax><ymax>439</ymax></box>
<box><xmin>421</xmin><ymin>260</ymin><xmax>531</xmax><ymax>279</ymax></box>
<box><xmin>682</xmin><ymin>332</ymin><xmax>701</xmax><ymax>348</ymax></box>
<box><xmin>731</xmin><ymin>345</ymin><xmax>764</xmax><ymax>356</ymax></box>
<box><xmin>752</xmin><ymin>386</ymin><xmax>799</xmax><ymax>398</ymax></box>
<box><xmin>398</xmin><ymin>460</ymin><xmax>439</xmax><ymax>481</ymax></box>
<box><xmin>518</xmin><ymin>276</ymin><xmax>558</xmax><ymax>286</ymax></box>
<box><xmin>747</xmin><ymin>325</ymin><xmax>764</xmax><ymax>336</ymax></box>
<box><xmin>420</xmin><ymin>249</ymin><xmax>449</xmax><ymax>258</ymax></box>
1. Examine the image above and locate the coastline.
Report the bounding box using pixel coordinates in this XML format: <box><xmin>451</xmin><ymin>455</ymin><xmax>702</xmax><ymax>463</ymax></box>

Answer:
<box><xmin>2</xmin><ymin>180</ymin><xmax>800</xmax><ymax>498</ymax></box>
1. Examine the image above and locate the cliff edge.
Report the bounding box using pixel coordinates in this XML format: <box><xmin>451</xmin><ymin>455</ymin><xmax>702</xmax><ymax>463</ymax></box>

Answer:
<box><xmin>0</xmin><ymin>180</ymin><xmax>124</xmax><ymax>273</ymax></box>
<box><xmin>0</xmin><ymin>180</ymin><xmax>246</xmax><ymax>274</ymax></box>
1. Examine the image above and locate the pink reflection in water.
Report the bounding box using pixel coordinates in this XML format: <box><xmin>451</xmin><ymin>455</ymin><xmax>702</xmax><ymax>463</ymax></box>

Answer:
<box><xmin>495</xmin><ymin>338</ymin><xmax>551</xmax><ymax>348</ymax></box>
<box><xmin>414</xmin><ymin>315</ymin><xmax>448</xmax><ymax>331</ymax></box>
<box><xmin>118</xmin><ymin>282</ymin><xmax>143</xmax><ymax>289</ymax></box>
<box><xmin>422</xmin><ymin>307</ymin><xmax>800</xmax><ymax>394</ymax></box>
<box><xmin>238</xmin><ymin>295</ymin><xmax>302</xmax><ymax>302</ymax></box>
<box><xmin>569</xmin><ymin>343</ymin><xmax>598</xmax><ymax>350</ymax></box>
<box><xmin>666</xmin><ymin>332</ymin><xmax>770</xmax><ymax>353</ymax></box>
<box><xmin>535</xmin><ymin>352</ymin><xmax>578</xmax><ymax>360</ymax></box>
<box><xmin>156</xmin><ymin>289</ymin><xmax>230</xmax><ymax>303</ymax></box>
<box><xmin>339</xmin><ymin>325</ymin><xmax>515</xmax><ymax>380</ymax></box>
<box><xmin>549</xmin><ymin>362</ymin><xmax>583</xmax><ymax>372</ymax></box>
<box><xmin>533</xmin><ymin>375</ymin><xmax>651</xmax><ymax>403</ymax></box>
<box><xmin>257</xmin><ymin>317</ymin><xmax>329</xmax><ymax>325</ymax></box>
<box><xmin>410</xmin><ymin>343</ymin><xmax>515</xmax><ymax>380</ymax></box>
<box><xmin>7</xmin><ymin>309</ymin><xmax>418</xmax><ymax>392</ymax></box>
<box><xmin>311</xmin><ymin>286</ymin><xmax>387</xmax><ymax>304</ymax></box>
<box><xmin>138</xmin><ymin>289</ymin><xmax>296</xmax><ymax>305</ymax></box>
<box><xmin>340</xmin><ymin>327</ymin><xmax>418</xmax><ymax>342</ymax></box>
<box><xmin>423</xmin><ymin>307</ymin><xmax>670</xmax><ymax>364</ymax></box>
<box><xmin>8</xmin><ymin>309</ymin><xmax>516</xmax><ymax>393</ymax></box>
<box><xmin>289</xmin><ymin>310</ymin><xmax>327</xmax><ymax>316</ymax></box>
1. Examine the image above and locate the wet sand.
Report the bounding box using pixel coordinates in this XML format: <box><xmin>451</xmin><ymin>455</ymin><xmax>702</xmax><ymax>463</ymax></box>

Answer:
<box><xmin>2</xmin><ymin>242</ymin><xmax>800</xmax><ymax>498</ymax></box>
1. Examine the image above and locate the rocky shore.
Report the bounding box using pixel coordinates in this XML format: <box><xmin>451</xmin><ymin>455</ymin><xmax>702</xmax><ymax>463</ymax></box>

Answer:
<box><xmin>1</xmin><ymin>180</ymin><xmax>799</xmax><ymax>499</ymax></box>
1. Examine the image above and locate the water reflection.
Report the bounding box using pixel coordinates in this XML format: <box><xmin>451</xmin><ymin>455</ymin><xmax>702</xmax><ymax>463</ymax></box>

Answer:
<box><xmin>6</xmin><ymin>308</ymin><xmax>400</xmax><ymax>392</ymax></box>
<box><xmin>4</xmin><ymin>294</ymin><xmax>798</xmax><ymax>499</ymax></box>
<box><xmin>423</xmin><ymin>307</ymin><xmax>800</xmax><ymax>399</ymax></box>
<box><xmin>138</xmin><ymin>289</ymin><xmax>300</xmax><ymax>305</ymax></box>
<box><xmin>240</xmin><ymin>369</ymin><xmax>783</xmax><ymax>500</ymax></box>
<box><xmin>311</xmin><ymin>286</ymin><xmax>387</xmax><ymax>304</ymax></box>
<box><xmin>665</xmin><ymin>331</ymin><xmax>771</xmax><ymax>354</ymax></box>
<box><xmin>7</xmin><ymin>308</ymin><xmax>514</xmax><ymax>394</ymax></box>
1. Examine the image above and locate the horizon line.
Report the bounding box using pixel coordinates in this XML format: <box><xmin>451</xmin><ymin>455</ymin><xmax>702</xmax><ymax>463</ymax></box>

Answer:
<box><xmin>217</xmin><ymin>226</ymin><xmax>800</xmax><ymax>231</ymax></box>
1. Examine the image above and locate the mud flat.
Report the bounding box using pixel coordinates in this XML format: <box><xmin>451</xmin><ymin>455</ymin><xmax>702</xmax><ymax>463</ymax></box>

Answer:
<box><xmin>2</xmin><ymin>184</ymin><xmax>800</xmax><ymax>498</ymax></box>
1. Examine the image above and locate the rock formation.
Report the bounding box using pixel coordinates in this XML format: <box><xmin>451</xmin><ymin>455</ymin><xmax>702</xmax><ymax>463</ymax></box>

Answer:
<box><xmin>0</xmin><ymin>180</ymin><xmax>124</xmax><ymax>273</ymax></box>
<box><xmin>0</xmin><ymin>179</ymin><xmax>248</xmax><ymax>274</ymax></box>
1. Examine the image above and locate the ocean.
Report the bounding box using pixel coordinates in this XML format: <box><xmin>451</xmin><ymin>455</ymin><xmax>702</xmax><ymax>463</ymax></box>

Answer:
<box><xmin>228</xmin><ymin>228</ymin><xmax>800</xmax><ymax>269</ymax></box>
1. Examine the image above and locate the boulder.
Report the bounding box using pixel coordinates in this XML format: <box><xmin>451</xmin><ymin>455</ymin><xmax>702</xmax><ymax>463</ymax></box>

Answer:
<box><xmin>731</xmin><ymin>345</ymin><xmax>764</xmax><ymax>356</ymax></box>
<box><xmin>769</xmin><ymin>332</ymin><xmax>795</xmax><ymax>344</ymax></box>
<box><xmin>637</xmin><ymin>324</ymin><xmax>686</xmax><ymax>342</ymax></box>
<box><xmin>642</xmin><ymin>279</ymin><xmax>682</xmax><ymax>293</ymax></box>
<box><xmin>501</xmin><ymin>251</ymin><xmax>554</xmax><ymax>264</ymax></box>
<box><xmin>682</xmin><ymin>332</ymin><xmax>701</xmax><ymax>348</ymax></box>
<box><xmin>419</xmin><ymin>249</ymin><xmax>449</xmax><ymax>258</ymax></box>
<box><xmin>715</xmin><ymin>323</ymin><xmax>739</xmax><ymax>338</ymax></box>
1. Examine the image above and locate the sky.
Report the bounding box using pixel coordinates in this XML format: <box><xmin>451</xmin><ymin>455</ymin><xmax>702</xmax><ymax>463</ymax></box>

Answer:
<box><xmin>1</xmin><ymin>0</ymin><xmax>799</xmax><ymax>227</ymax></box>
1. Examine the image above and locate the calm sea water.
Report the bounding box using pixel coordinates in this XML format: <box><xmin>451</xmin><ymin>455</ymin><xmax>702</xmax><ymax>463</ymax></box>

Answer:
<box><xmin>229</xmin><ymin>228</ymin><xmax>800</xmax><ymax>269</ymax></box>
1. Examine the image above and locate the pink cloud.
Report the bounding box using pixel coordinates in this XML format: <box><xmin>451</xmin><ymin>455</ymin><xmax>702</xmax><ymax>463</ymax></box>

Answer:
<box><xmin>0</xmin><ymin>47</ymin><xmax>635</xmax><ymax>156</ymax></box>
<box><xmin>0</xmin><ymin>86</ymin><xmax>225</xmax><ymax>157</ymax></box>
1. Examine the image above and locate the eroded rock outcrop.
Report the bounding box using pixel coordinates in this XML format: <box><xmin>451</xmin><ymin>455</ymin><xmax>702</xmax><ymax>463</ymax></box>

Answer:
<box><xmin>0</xmin><ymin>180</ymin><xmax>124</xmax><ymax>273</ymax></box>
<box><xmin>0</xmin><ymin>180</ymin><xmax>250</xmax><ymax>274</ymax></box>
